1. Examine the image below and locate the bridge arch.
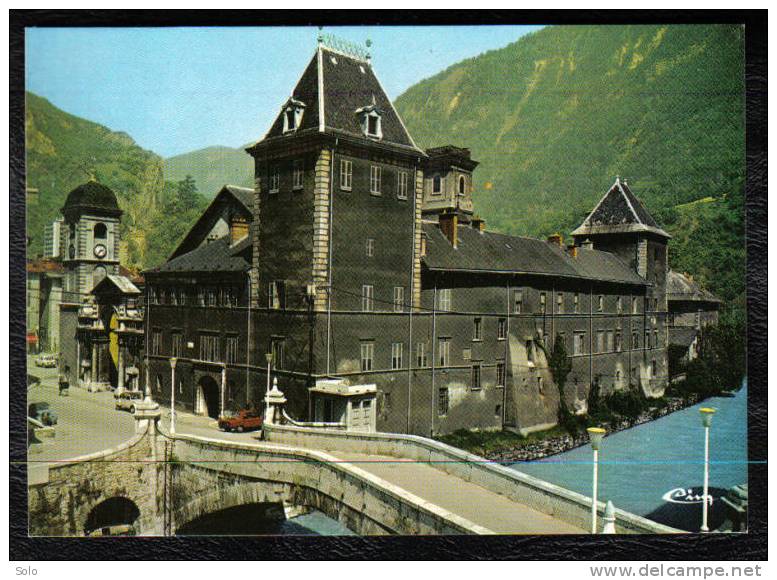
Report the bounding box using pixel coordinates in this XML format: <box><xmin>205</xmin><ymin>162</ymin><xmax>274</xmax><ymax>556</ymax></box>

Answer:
<box><xmin>85</xmin><ymin>496</ymin><xmax>140</xmax><ymax>535</ymax></box>
<box><xmin>195</xmin><ymin>375</ymin><xmax>220</xmax><ymax>418</ymax></box>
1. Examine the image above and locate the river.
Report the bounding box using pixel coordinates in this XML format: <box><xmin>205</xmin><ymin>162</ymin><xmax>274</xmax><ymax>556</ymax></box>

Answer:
<box><xmin>509</xmin><ymin>383</ymin><xmax>748</xmax><ymax>531</ymax></box>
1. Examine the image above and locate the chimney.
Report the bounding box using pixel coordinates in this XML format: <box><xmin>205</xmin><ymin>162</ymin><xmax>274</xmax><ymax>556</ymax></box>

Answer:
<box><xmin>439</xmin><ymin>211</ymin><xmax>458</xmax><ymax>248</ymax></box>
<box><xmin>567</xmin><ymin>244</ymin><xmax>578</xmax><ymax>258</ymax></box>
<box><xmin>230</xmin><ymin>215</ymin><xmax>249</xmax><ymax>245</ymax></box>
<box><xmin>547</xmin><ymin>233</ymin><xmax>563</xmax><ymax>247</ymax></box>
<box><xmin>471</xmin><ymin>216</ymin><xmax>486</xmax><ymax>232</ymax></box>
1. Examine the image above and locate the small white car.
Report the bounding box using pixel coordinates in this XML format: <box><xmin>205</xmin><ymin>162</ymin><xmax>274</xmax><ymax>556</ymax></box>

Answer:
<box><xmin>35</xmin><ymin>354</ymin><xmax>57</xmax><ymax>368</ymax></box>
<box><xmin>114</xmin><ymin>391</ymin><xmax>144</xmax><ymax>413</ymax></box>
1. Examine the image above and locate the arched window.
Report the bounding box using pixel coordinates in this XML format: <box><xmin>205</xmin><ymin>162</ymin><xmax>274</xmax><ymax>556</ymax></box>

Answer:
<box><xmin>94</xmin><ymin>223</ymin><xmax>107</xmax><ymax>240</ymax></box>
<box><xmin>432</xmin><ymin>174</ymin><xmax>442</xmax><ymax>194</ymax></box>
<box><xmin>459</xmin><ymin>175</ymin><xmax>466</xmax><ymax>194</ymax></box>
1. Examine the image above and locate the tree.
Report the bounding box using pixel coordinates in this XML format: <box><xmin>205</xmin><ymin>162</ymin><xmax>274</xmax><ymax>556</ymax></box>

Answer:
<box><xmin>546</xmin><ymin>334</ymin><xmax>577</xmax><ymax>434</ymax></box>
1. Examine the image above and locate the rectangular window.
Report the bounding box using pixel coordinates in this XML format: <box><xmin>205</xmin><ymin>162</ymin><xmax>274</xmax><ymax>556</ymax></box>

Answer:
<box><xmin>607</xmin><ymin>330</ymin><xmax>614</xmax><ymax>352</ymax></box>
<box><xmin>170</xmin><ymin>290</ymin><xmax>178</xmax><ymax>306</ymax></box>
<box><xmin>496</xmin><ymin>361</ymin><xmax>506</xmax><ymax>387</ymax></box>
<box><xmin>197</xmin><ymin>287</ymin><xmax>205</xmax><ymax>306</ymax></box>
<box><xmin>438</xmin><ymin>387</ymin><xmax>449</xmax><ymax>415</ymax></box>
<box><xmin>269</xmin><ymin>280</ymin><xmax>285</xmax><ymax>309</ymax></box>
<box><xmin>340</xmin><ymin>159</ymin><xmax>353</xmax><ymax>191</ymax></box>
<box><xmin>207</xmin><ymin>287</ymin><xmax>218</xmax><ymax>307</ymax></box>
<box><xmin>171</xmin><ymin>332</ymin><xmax>182</xmax><ymax>358</ymax></box>
<box><xmin>617</xmin><ymin>296</ymin><xmax>623</xmax><ymax>314</ymax></box>
<box><xmin>292</xmin><ymin>159</ymin><xmax>304</xmax><ymax>190</ymax></box>
<box><xmin>397</xmin><ymin>171</ymin><xmax>409</xmax><ymax>200</ymax></box>
<box><xmin>365</xmin><ymin>238</ymin><xmax>375</xmax><ymax>257</ymax></box>
<box><xmin>416</xmin><ymin>342</ymin><xmax>427</xmax><ymax>368</ymax></box>
<box><xmin>269</xmin><ymin>166</ymin><xmax>280</xmax><ymax>193</ymax></box>
<box><xmin>438</xmin><ymin>338</ymin><xmax>450</xmax><ymax>366</ymax></box>
<box><xmin>200</xmin><ymin>334</ymin><xmax>220</xmax><ymax>362</ymax></box>
<box><xmin>646</xmin><ymin>331</ymin><xmax>652</xmax><ymax>349</ymax></box>
<box><xmin>615</xmin><ymin>331</ymin><xmax>622</xmax><ymax>352</ymax></box>
<box><xmin>471</xmin><ymin>363</ymin><xmax>482</xmax><ymax>390</ymax></box>
<box><xmin>557</xmin><ymin>293</ymin><xmax>564</xmax><ymax>314</ymax></box>
<box><xmin>271</xmin><ymin>338</ymin><xmax>285</xmax><ymax>369</ymax></box>
<box><xmin>437</xmin><ymin>288</ymin><xmax>451</xmax><ymax>311</ymax></box>
<box><xmin>361</xmin><ymin>285</ymin><xmax>374</xmax><ymax>312</ymax></box>
<box><xmin>574</xmin><ymin>293</ymin><xmax>580</xmax><ymax>313</ymax></box>
<box><xmin>632</xmin><ymin>331</ymin><xmax>639</xmax><ymax>350</ymax></box>
<box><xmin>370</xmin><ymin>165</ymin><xmax>382</xmax><ymax>194</ymax></box>
<box><xmin>574</xmin><ymin>332</ymin><xmax>586</xmax><ymax>355</ymax></box>
<box><xmin>473</xmin><ymin>317</ymin><xmax>482</xmax><ymax>340</ymax></box>
<box><xmin>539</xmin><ymin>292</ymin><xmax>546</xmax><ymax>314</ymax></box>
<box><xmin>360</xmin><ymin>342</ymin><xmax>374</xmax><ymax>372</ymax></box>
<box><xmin>497</xmin><ymin>318</ymin><xmax>507</xmax><ymax>340</ymax></box>
<box><xmin>152</xmin><ymin>330</ymin><xmax>162</xmax><ymax>356</ymax></box>
<box><xmin>225</xmin><ymin>335</ymin><xmax>239</xmax><ymax>364</ymax></box>
<box><xmin>632</xmin><ymin>297</ymin><xmax>639</xmax><ymax>314</ymax></box>
<box><xmin>598</xmin><ymin>295</ymin><xmax>604</xmax><ymax>312</ymax></box>
<box><xmin>513</xmin><ymin>289</ymin><xmax>523</xmax><ymax>314</ymax></box>
<box><xmin>391</xmin><ymin>342</ymin><xmax>403</xmax><ymax>370</ymax></box>
<box><xmin>393</xmin><ymin>286</ymin><xmax>405</xmax><ymax>312</ymax></box>
<box><xmin>654</xmin><ymin>329</ymin><xmax>659</xmax><ymax>348</ymax></box>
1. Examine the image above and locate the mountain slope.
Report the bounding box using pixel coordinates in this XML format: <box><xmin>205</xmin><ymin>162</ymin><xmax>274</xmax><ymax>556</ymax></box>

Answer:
<box><xmin>25</xmin><ymin>92</ymin><xmax>207</xmax><ymax>269</ymax></box>
<box><xmin>395</xmin><ymin>24</ymin><xmax>745</xmax><ymax>302</ymax></box>
<box><xmin>164</xmin><ymin>145</ymin><xmax>253</xmax><ymax>198</ymax></box>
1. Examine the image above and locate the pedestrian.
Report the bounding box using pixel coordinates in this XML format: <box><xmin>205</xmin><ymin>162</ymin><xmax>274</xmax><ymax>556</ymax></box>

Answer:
<box><xmin>59</xmin><ymin>365</ymin><xmax>70</xmax><ymax>396</ymax></box>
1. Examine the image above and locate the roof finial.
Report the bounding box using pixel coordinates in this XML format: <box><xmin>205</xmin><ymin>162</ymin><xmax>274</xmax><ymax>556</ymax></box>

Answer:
<box><xmin>317</xmin><ymin>26</ymin><xmax>324</xmax><ymax>46</ymax></box>
<box><xmin>366</xmin><ymin>38</ymin><xmax>372</xmax><ymax>64</ymax></box>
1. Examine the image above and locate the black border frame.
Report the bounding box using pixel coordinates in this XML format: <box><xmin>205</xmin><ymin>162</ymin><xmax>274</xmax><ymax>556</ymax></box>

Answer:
<box><xmin>9</xmin><ymin>9</ymin><xmax>767</xmax><ymax>561</ymax></box>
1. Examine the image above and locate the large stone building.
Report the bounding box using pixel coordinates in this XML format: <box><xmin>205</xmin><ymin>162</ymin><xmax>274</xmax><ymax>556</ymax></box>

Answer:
<box><xmin>667</xmin><ymin>270</ymin><xmax>721</xmax><ymax>368</ymax></box>
<box><xmin>144</xmin><ymin>41</ymin><xmax>673</xmax><ymax>436</ymax></box>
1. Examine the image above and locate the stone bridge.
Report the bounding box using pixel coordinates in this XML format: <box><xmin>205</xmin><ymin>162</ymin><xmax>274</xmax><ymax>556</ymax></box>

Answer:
<box><xmin>28</xmin><ymin>404</ymin><xmax>679</xmax><ymax>536</ymax></box>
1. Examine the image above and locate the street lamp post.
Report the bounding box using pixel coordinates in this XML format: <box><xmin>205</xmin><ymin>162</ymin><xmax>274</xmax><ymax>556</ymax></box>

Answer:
<box><xmin>700</xmin><ymin>407</ymin><xmax>716</xmax><ymax>533</ymax></box>
<box><xmin>587</xmin><ymin>426</ymin><xmax>606</xmax><ymax>534</ymax></box>
<box><xmin>265</xmin><ymin>352</ymin><xmax>274</xmax><ymax>422</ymax></box>
<box><xmin>170</xmin><ymin>357</ymin><xmax>177</xmax><ymax>435</ymax></box>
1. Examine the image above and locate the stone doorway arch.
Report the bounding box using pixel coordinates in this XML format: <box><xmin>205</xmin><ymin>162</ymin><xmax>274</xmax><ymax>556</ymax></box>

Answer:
<box><xmin>195</xmin><ymin>375</ymin><xmax>220</xmax><ymax>419</ymax></box>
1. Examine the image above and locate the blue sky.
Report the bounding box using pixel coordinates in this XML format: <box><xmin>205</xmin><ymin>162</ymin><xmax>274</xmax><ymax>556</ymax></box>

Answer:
<box><xmin>26</xmin><ymin>25</ymin><xmax>543</xmax><ymax>158</ymax></box>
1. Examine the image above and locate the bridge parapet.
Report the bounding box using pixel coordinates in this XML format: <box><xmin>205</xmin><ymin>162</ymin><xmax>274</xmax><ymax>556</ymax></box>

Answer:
<box><xmin>263</xmin><ymin>423</ymin><xmax>680</xmax><ymax>534</ymax></box>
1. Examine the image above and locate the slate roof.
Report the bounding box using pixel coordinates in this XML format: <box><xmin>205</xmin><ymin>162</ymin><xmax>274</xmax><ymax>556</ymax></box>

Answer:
<box><xmin>148</xmin><ymin>235</ymin><xmax>251</xmax><ymax>274</ymax></box>
<box><xmin>62</xmin><ymin>180</ymin><xmax>122</xmax><ymax>216</ymax></box>
<box><xmin>253</xmin><ymin>46</ymin><xmax>423</xmax><ymax>154</ymax></box>
<box><xmin>93</xmin><ymin>274</ymin><xmax>141</xmax><ymax>295</ymax></box>
<box><xmin>669</xmin><ymin>327</ymin><xmax>699</xmax><ymax>348</ymax></box>
<box><xmin>667</xmin><ymin>270</ymin><xmax>722</xmax><ymax>303</ymax></box>
<box><xmin>422</xmin><ymin>223</ymin><xmax>647</xmax><ymax>286</ymax></box>
<box><xmin>572</xmin><ymin>178</ymin><xmax>670</xmax><ymax>239</ymax></box>
<box><xmin>223</xmin><ymin>185</ymin><xmax>253</xmax><ymax>212</ymax></box>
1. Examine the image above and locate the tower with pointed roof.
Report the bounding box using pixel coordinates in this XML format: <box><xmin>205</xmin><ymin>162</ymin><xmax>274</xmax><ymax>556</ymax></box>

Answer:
<box><xmin>61</xmin><ymin>179</ymin><xmax>123</xmax><ymax>300</ymax></box>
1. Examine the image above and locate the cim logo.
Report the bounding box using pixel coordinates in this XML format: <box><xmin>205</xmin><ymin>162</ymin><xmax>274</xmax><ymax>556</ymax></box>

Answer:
<box><xmin>661</xmin><ymin>487</ymin><xmax>714</xmax><ymax>505</ymax></box>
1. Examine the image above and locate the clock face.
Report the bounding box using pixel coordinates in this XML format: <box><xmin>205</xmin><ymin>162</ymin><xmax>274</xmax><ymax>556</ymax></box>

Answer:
<box><xmin>94</xmin><ymin>244</ymin><xmax>107</xmax><ymax>259</ymax></box>
<box><xmin>69</xmin><ymin>244</ymin><xmax>75</xmax><ymax>259</ymax></box>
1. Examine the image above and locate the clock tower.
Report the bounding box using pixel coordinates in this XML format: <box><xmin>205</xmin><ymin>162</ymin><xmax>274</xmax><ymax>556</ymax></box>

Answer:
<box><xmin>61</xmin><ymin>180</ymin><xmax>123</xmax><ymax>301</ymax></box>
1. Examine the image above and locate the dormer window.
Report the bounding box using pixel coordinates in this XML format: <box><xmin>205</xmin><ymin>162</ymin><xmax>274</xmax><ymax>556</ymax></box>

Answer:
<box><xmin>356</xmin><ymin>102</ymin><xmax>383</xmax><ymax>139</ymax></box>
<box><xmin>282</xmin><ymin>98</ymin><xmax>305</xmax><ymax>133</ymax></box>
<box><xmin>432</xmin><ymin>174</ymin><xmax>442</xmax><ymax>194</ymax></box>
<box><xmin>458</xmin><ymin>175</ymin><xmax>466</xmax><ymax>195</ymax></box>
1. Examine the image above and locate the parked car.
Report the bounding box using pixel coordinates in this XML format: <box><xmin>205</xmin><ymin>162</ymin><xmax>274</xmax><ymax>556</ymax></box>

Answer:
<box><xmin>28</xmin><ymin>402</ymin><xmax>58</xmax><ymax>425</ymax></box>
<box><xmin>115</xmin><ymin>390</ymin><xmax>144</xmax><ymax>413</ymax></box>
<box><xmin>35</xmin><ymin>354</ymin><xmax>57</xmax><ymax>368</ymax></box>
<box><xmin>218</xmin><ymin>409</ymin><xmax>263</xmax><ymax>432</ymax></box>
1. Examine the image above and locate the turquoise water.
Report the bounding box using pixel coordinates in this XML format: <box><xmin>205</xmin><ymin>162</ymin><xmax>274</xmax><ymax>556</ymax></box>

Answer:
<box><xmin>510</xmin><ymin>383</ymin><xmax>747</xmax><ymax>530</ymax></box>
<box><xmin>283</xmin><ymin>510</ymin><xmax>356</xmax><ymax>535</ymax></box>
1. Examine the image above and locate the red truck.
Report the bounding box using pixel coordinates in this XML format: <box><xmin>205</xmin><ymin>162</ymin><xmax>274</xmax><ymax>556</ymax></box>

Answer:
<box><xmin>217</xmin><ymin>409</ymin><xmax>263</xmax><ymax>432</ymax></box>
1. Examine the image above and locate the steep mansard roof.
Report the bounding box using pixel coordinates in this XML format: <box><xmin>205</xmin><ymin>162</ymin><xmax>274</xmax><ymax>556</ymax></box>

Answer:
<box><xmin>667</xmin><ymin>270</ymin><xmax>722</xmax><ymax>303</ymax></box>
<box><xmin>422</xmin><ymin>223</ymin><xmax>647</xmax><ymax>286</ymax></box>
<box><xmin>572</xmin><ymin>178</ymin><xmax>670</xmax><ymax>239</ymax></box>
<box><xmin>252</xmin><ymin>46</ymin><xmax>423</xmax><ymax>154</ymax></box>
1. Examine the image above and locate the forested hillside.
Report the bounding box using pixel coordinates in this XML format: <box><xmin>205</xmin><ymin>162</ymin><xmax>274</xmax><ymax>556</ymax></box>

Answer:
<box><xmin>164</xmin><ymin>145</ymin><xmax>253</xmax><ymax>199</ymax></box>
<box><xmin>395</xmin><ymin>24</ymin><xmax>745</xmax><ymax>304</ymax></box>
<box><xmin>25</xmin><ymin>92</ymin><xmax>208</xmax><ymax>269</ymax></box>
